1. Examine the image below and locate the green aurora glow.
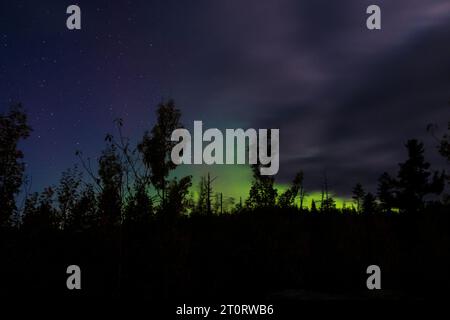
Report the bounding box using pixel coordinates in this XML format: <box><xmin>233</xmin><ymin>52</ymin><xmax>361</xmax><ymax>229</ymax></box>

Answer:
<box><xmin>173</xmin><ymin>164</ymin><xmax>353</xmax><ymax>210</ymax></box>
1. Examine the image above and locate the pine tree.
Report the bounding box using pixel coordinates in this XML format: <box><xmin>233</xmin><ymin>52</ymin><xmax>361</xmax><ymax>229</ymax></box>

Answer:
<box><xmin>377</xmin><ymin>172</ymin><xmax>396</xmax><ymax>212</ymax></box>
<box><xmin>362</xmin><ymin>192</ymin><xmax>377</xmax><ymax>214</ymax></box>
<box><xmin>395</xmin><ymin>140</ymin><xmax>444</xmax><ymax>212</ymax></box>
<box><xmin>351</xmin><ymin>183</ymin><xmax>365</xmax><ymax>213</ymax></box>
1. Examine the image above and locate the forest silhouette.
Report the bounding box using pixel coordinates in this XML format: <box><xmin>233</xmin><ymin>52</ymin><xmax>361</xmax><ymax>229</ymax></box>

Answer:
<box><xmin>0</xmin><ymin>101</ymin><xmax>449</xmax><ymax>299</ymax></box>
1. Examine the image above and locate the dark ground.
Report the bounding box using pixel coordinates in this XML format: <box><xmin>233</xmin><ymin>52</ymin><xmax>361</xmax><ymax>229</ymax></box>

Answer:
<box><xmin>1</xmin><ymin>207</ymin><xmax>449</xmax><ymax>301</ymax></box>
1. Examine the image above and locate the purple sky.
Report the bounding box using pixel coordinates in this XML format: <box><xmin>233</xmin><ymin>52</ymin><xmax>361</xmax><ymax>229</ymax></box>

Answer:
<box><xmin>1</xmin><ymin>0</ymin><xmax>449</xmax><ymax>196</ymax></box>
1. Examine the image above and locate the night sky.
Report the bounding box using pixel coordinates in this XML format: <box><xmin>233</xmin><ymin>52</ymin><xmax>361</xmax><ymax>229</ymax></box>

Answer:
<box><xmin>1</xmin><ymin>0</ymin><xmax>449</xmax><ymax>202</ymax></box>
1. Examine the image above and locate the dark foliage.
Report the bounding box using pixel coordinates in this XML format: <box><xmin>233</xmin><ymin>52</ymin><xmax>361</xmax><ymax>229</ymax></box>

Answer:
<box><xmin>0</xmin><ymin>104</ymin><xmax>32</xmax><ymax>226</ymax></box>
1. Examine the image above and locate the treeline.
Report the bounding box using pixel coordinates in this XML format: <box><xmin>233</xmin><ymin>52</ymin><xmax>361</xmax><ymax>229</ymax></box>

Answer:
<box><xmin>0</xmin><ymin>100</ymin><xmax>449</xmax><ymax>232</ymax></box>
<box><xmin>1</xmin><ymin>101</ymin><xmax>450</xmax><ymax>299</ymax></box>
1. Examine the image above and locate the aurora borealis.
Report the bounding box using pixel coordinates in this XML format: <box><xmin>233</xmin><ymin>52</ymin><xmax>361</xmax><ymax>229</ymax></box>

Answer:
<box><xmin>1</xmin><ymin>0</ymin><xmax>450</xmax><ymax>204</ymax></box>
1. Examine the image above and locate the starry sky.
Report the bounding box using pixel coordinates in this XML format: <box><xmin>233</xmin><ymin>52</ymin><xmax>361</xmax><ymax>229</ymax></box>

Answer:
<box><xmin>1</xmin><ymin>0</ymin><xmax>449</xmax><ymax>201</ymax></box>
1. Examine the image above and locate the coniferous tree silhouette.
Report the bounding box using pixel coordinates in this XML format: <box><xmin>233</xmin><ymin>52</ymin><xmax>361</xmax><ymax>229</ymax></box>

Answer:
<box><xmin>351</xmin><ymin>183</ymin><xmax>365</xmax><ymax>213</ymax></box>
<box><xmin>395</xmin><ymin>139</ymin><xmax>444</xmax><ymax>213</ymax></box>
<box><xmin>377</xmin><ymin>172</ymin><xmax>396</xmax><ymax>212</ymax></box>
<box><xmin>362</xmin><ymin>192</ymin><xmax>377</xmax><ymax>214</ymax></box>
<box><xmin>320</xmin><ymin>172</ymin><xmax>336</xmax><ymax>212</ymax></box>
<box><xmin>377</xmin><ymin>140</ymin><xmax>445</xmax><ymax>213</ymax></box>
<box><xmin>321</xmin><ymin>197</ymin><xmax>336</xmax><ymax>211</ymax></box>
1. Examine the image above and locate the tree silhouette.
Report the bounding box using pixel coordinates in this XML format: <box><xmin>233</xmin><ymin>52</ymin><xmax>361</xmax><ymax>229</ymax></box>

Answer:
<box><xmin>246</xmin><ymin>165</ymin><xmax>277</xmax><ymax>209</ymax></box>
<box><xmin>310</xmin><ymin>199</ymin><xmax>318</xmax><ymax>213</ymax></box>
<box><xmin>124</xmin><ymin>183</ymin><xmax>153</xmax><ymax>226</ymax></box>
<box><xmin>437</xmin><ymin>121</ymin><xmax>450</xmax><ymax>162</ymax></box>
<box><xmin>0</xmin><ymin>104</ymin><xmax>32</xmax><ymax>226</ymax></box>
<box><xmin>351</xmin><ymin>183</ymin><xmax>365</xmax><ymax>213</ymax></box>
<box><xmin>138</xmin><ymin>100</ymin><xmax>186</xmax><ymax>211</ymax></box>
<box><xmin>195</xmin><ymin>175</ymin><xmax>208</xmax><ymax>215</ymax></box>
<box><xmin>22</xmin><ymin>187</ymin><xmax>59</xmax><ymax>231</ymax></box>
<box><xmin>205</xmin><ymin>173</ymin><xmax>216</xmax><ymax>215</ymax></box>
<box><xmin>98</xmin><ymin>144</ymin><xmax>123</xmax><ymax>226</ymax></box>
<box><xmin>224</xmin><ymin>196</ymin><xmax>235</xmax><ymax>213</ymax></box>
<box><xmin>57</xmin><ymin>166</ymin><xmax>82</xmax><ymax>229</ymax></box>
<box><xmin>395</xmin><ymin>139</ymin><xmax>444</xmax><ymax>212</ymax></box>
<box><xmin>377</xmin><ymin>172</ymin><xmax>396</xmax><ymax>212</ymax></box>
<box><xmin>68</xmin><ymin>184</ymin><xmax>97</xmax><ymax>231</ymax></box>
<box><xmin>437</xmin><ymin>121</ymin><xmax>450</xmax><ymax>203</ymax></box>
<box><xmin>362</xmin><ymin>192</ymin><xmax>377</xmax><ymax>214</ymax></box>
<box><xmin>322</xmin><ymin>197</ymin><xmax>336</xmax><ymax>211</ymax></box>
<box><xmin>278</xmin><ymin>171</ymin><xmax>304</xmax><ymax>209</ymax></box>
<box><xmin>165</xmin><ymin>175</ymin><xmax>192</xmax><ymax>217</ymax></box>
<box><xmin>1</xmin><ymin>103</ymin><xmax>450</xmax><ymax>300</ymax></box>
<box><xmin>319</xmin><ymin>172</ymin><xmax>335</xmax><ymax>212</ymax></box>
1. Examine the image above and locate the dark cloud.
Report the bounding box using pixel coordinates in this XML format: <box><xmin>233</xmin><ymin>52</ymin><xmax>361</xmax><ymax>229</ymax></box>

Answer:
<box><xmin>1</xmin><ymin>0</ymin><xmax>449</xmax><ymax>195</ymax></box>
<box><xmin>170</xmin><ymin>0</ymin><xmax>450</xmax><ymax>195</ymax></box>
